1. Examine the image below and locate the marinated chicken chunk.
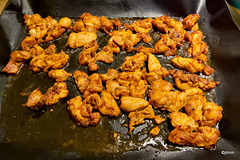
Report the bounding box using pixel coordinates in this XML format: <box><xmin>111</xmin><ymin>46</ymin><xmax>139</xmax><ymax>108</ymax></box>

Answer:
<box><xmin>169</xmin><ymin>112</ymin><xmax>199</xmax><ymax>131</ymax></box>
<box><xmin>128</xmin><ymin>105</ymin><xmax>155</xmax><ymax>133</ymax></box>
<box><xmin>170</xmin><ymin>69</ymin><xmax>220</xmax><ymax>90</ymax></box>
<box><xmin>135</xmin><ymin>46</ymin><xmax>155</xmax><ymax>55</ymax></box>
<box><xmin>129</xmin><ymin>79</ymin><xmax>148</xmax><ymax>98</ymax></box>
<box><xmin>83</xmin><ymin>73</ymin><xmax>103</xmax><ymax>98</ymax></box>
<box><xmin>120</xmin><ymin>96</ymin><xmax>149</xmax><ymax>112</ymax></box>
<box><xmin>25</xmin><ymin>82</ymin><xmax>69</xmax><ymax>110</ymax></box>
<box><xmin>119</xmin><ymin>52</ymin><xmax>147</xmax><ymax>71</ymax></box>
<box><xmin>41</xmin><ymin>82</ymin><xmax>69</xmax><ymax>106</ymax></box>
<box><xmin>171</xmin><ymin>56</ymin><xmax>204</xmax><ymax>73</ymax></box>
<box><xmin>78</xmin><ymin>40</ymin><xmax>99</xmax><ymax>71</ymax></box>
<box><xmin>201</xmin><ymin>102</ymin><xmax>223</xmax><ymax>126</ymax></box>
<box><xmin>48</xmin><ymin>69</ymin><xmax>72</xmax><ymax>82</ymax></box>
<box><xmin>100</xmin><ymin>69</ymin><xmax>118</xmax><ymax>82</ymax></box>
<box><xmin>150</xmin><ymin>126</ymin><xmax>160</xmax><ymax>136</ymax></box>
<box><xmin>95</xmin><ymin>43</ymin><xmax>120</xmax><ymax>64</ymax></box>
<box><xmin>100</xmin><ymin>16</ymin><xmax>122</xmax><ymax>33</ymax></box>
<box><xmin>72</xmin><ymin>12</ymin><xmax>100</xmax><ymax>32</ymax></box>
<box><xmin>83</xmin><ymin>93</ymin><xmax>102</xmax><ymax>110</ymax></box>
<box><xmin>30</xmin><ymin>45</ymin><xmax>69</xmax><ymax>72</ymax></box>
<box><xmin>73</xmin><ymin>70</ymin><xmax>89</xmax><ymax>93</ymax></box>
<box><xmin>25</xmin><ymin>88</ymin><xmax>43</xmax><ymax>110</ymax></box>
<box><xmin>183</xmin><ymin>14</ymin><xmax>200</xmax><ymax>31</ymax></box>
<box><xmin>67</xmin><ymin>96</ymin><xmax>101</xmax><ymax>127</ymax></box>
<box><xmin>168</xmin><ymin>126</ymin><xmax>220</xmax><ymax>149</ymax></box>
<box><xmin>154</xmin><ymin>34</ymin><xmax>177</xmax><ymax>56</ymax></box>
<box><xmin>66</xmin><ymin>31</ymin><xmax>97</xmax><ymax>49</ymax></box>
<box><xmin>106</xmin><ymin>80</ymin><xmax>129</xmax><ymax>99</ymax></box>
<box><xmin>21</xmin><ymin>36</ymin><xmax>38</xmax><ymax>51</ymax></box>
<box><xmin>98</xmin><ymin>90</ymin><xmax>121</xmax><ymax>117</ymax></box>
<box><xmin>145</xmin><ymin>52</ymin><xmax>169</xmax><ymax>83</ymax></box>
<box><xmin>124</xmin><ymin>18</ymin><xmax>153</xmax><ymax>33</ymax></box>
<box><xmin>117</xmin><ymin>70</ymin><xmax>144</xmax><ymax>87</ymax></box>
<box><xmin>154</xmin><ymin>116</ymin><xmax>165</xmax><ymax>124</ymax></box>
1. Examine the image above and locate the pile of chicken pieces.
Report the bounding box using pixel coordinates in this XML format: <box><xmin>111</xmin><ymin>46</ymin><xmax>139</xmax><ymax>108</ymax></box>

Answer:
<box><xmin>2</xmin><ymin>12</ymin><xmax>223</xmax><ymax>150</ymax></box>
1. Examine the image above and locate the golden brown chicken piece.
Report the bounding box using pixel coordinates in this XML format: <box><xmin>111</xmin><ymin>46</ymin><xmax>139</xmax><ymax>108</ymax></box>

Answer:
<box><xmin>135</xmin><ymin>46</ymin><xmax>155</xmax><ymax>55</ymax></box>
<box><xmin>67</xmin><ymin>96</ymin><xmax>101</xmax><ymax>127</ymax></box>
<box><xmin>30</xmin><ymin>45</ymin><xmax>69</xmax><ymax>72</ymax></box>
<box><xmin>108</xmin><ymin>29</ymin><xmax>152</xmax><ymax>52</ymax></box>
<box><xmin>128</xmin><ymin>105</ymin><xmax>155</xmax><ymax>133</ymax></box>
<box><xmin>24</xmin><ymin>14</ymin><xmax>43</xmax><ymax>27</ymax></box>
<box><xmin>95</xmin><ymin>43</ymin><xmax>120</xmax><ymax>64</ymax></box>
<box><xmin>72</xmin><ymin>12</ymin><xmax>100</xmax><ymax>32</ymax></box>
<box><xmin>98</xmin><ymin>90</ymin><xmax>121</xmax><ymax>117</ymax></box>
<box><xmin>25</xmin><ymin>82</ymin><xmax>69</xmax><ymax>110</ymax></box>
<box><xmin>78</xmin><ymin>40</ymin><xmax>99</xmax><ymax>71</ymax></box>
<box><xmin>48</xmin><ymin>69</ymin><xmax>72</xmax><ymax>82</ymax></box>
<box><xmin>152</xmin><ymin>15</ymin><xmax>186</xmax><ymax>47</ymax></box>
<box><xmin>170</xmin><ymin>69</ymin><xmax>220</xmax><ymax>90</ymax></box>
<box><xmin>154</xmin><ymin>116</ymin><xmax>165</xmax><ymax>124</ymax></box>
<box><xmin>129</xmin><ymin>79</ymin><xmax>148</xmax><ymax>98</ymax></box>
<box><xmin>119</xmin><ymin>52</ymin><xmax>147</xmax><ymax>71</ymax></box>
<box><xmin>203</xmin><ymin>66</ymin><xmax>215</xmax><ymax>76</ymax></box>
<box><xmin>83</xmin><ymin>73</ymin><xmax>103</xmax><ymax>98</ymax></box>
<box><xmin>41</xmin><ymin>82</ymin><xmax>69</xmax><ymax>106</ymax></box>
<box><xmin>100</xmin><ymin>69</ymin><xmax>118</xmax><ymax>82</ymax></box>
<box><xmin>168</xmin><ymin>126</ymin><xmax>220</xmax><ymax>149</ymax></box>
<box><xmin>145</xmin><ymin>52</ymin><xmax>169</xmax><ymax>83</ymax></box>
<box><xmin>25</xmin><ymin>88</ymin><xmax>44</xmax><ymax>110</ymax></box>
<box><xmin>100</xmin><ymin>16</ymin><xmax>122</xmax><ymax>33</ymax></box>
<box><xmin>154</xmin><ymin>34</ymin><xmax>177</xmax><ymax>56</ymax></box>
<box><xmin>201</xmin><ymin>102</ymin><xmax>223</xmax><ymax>126</ymax></box>
<box><xmin>117</xmin><ymin>69</ymin><xmax>144</xmax><ymax>87</ymax></box>
<box><xmin>124</xmin><ymin>18</ymin><xmax>153</xmax><ymax>33</ymax></box>
<box><xmin>66</xmin><ymin>31</ymin><xmax>97</xmax><ymax>49</ymax></box>
<box><xmin>106</xmin><ymin>80</ymin><xmax>130</xmax><ymax>99</ymax></box>
<box><xmin>171</xmin><ymin>56</ymin><xmax>204</xmax><ymax>73</ymax></box>
<box><xmin>73</xmin><ymin>70</ymin><xmax>89</xmax><ymax>93</ymax></box>
<box><xmin>182</xmin><ymin>14</ymin><xmax>200</xmax><ymax>31</ymax></box>
<box><xmin>184</xmin><ymin>95</ymin><xmax>206</xmax><ymax>123</ymax></box>
<box><xmin>120</xmin><ymin>96</ymin><xmax>149</xmax><ymax>112</ymax></box>
<box><xmin>21</xmin><ymin>36</ymin><xmax>38</xmax><ymax>51</ymax></box>
<box><xmin>150</xmin><ymin>126</ymin><xmax>160</xmax><ymax>136</ymax></box>
<box><xmin>169</xmin><ymin>112</ymin><xmax>199</xmax><ymax>131</ymax></box>
<box><xmin>149</xmin><ymin>79</ymin><xmax>204</xmax><ymax>112</ymax></box>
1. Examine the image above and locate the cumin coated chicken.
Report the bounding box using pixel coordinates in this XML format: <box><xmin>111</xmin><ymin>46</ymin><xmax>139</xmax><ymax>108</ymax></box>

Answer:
<box><xmin>48</xmin><ymin>69</ymin><xmax>72</xmax><ymax>82</ymax></box>
<box><xmin>67</xmin><ymin>96</ymin><xmax>101</xmax><ymax>127</ymax></box>
<box><xmin>170</xmin><ymin>69</ymin><xmax>220</xmax><ymax>90</ymax></box>
<box><xmin>124</xmin><ymin>18</ymin><xmax>153</xmax><ymax>33</ymax></box>
<box><xmin>25</xmin><ymin>82</ymin><xmax>69</xmax><ymax>110</ymax></box>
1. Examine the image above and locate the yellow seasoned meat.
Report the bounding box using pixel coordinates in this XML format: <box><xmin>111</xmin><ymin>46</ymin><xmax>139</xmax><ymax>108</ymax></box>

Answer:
<box><xmin>98</xmin><ymin>90</ymin><xmax>121</xmax><ymax>117</ymax></box>
<box><xmin>171</xmin><ymin>56</ymin><xmax>204</xmax><ymax>73</ymax></box>
<box><xmin>83</xmin><ymin>73</ymin><xmax>103</xmax><ymax>98</ymax></box>
<box><xmin>25</xmin><ymin>88</ymin><xmax>43</xmax><ymax>110</ymax></box>
<box><xmin>100</xmin><ymin>69</ymin><xmax>118</xmax><ymax>82</ymax></box>
<box><xmin>119</xmin><ymin>52</ymin><xmax>147</xmax><ymax>71</ymax></box>
<box><xmin>120</xmin><ymin>96</ymin><xmax>149</xmax><ymax>112</ymax></box>
<box><xmin>73</xmin><ymin>70</ymin><xmax>89</xmax><ymax>93</ymax></box>
<box><xmin>95</xmin><ymin>43</ymin><xmax>120</xmax><ymax>64</ymax></box>
<box><xmin>124</xmin><ymin>18</ymin><xmax>153</xmax><ymax>33</ymax></box>
<box><xmin>182</xmin><ymin>14</ymin><xmax>200</xmax><ymax>31</ymax></box>
<box><xmin>128</xmin><ymin>105</ymin><xmax>155</xmax><ymax>133</ymax></box>
<box><xmin>67</xmin><ymin>96</ymin><xmax>101</xmax><ymax>127</ymax></box>
<box><xmin>106</xmin><ymin>80</ymin><xmax>129</xmax><ymax>99</ymax></box>
<box><xmin>41</xmin><ymin>82</ymin><xmax>69</xmax><ymax>106</ymax></box>
<box><xmin>117</xmin><ymin>70</ymin><xmax>144</xmax><ymax>87</ymax></box>
<box><xmin>48</xmin><ymin>69</ymin><xmax>72</xmax><ymax>82</ymax></box>
<box><xmin>129</xmin><ymin>79</ymin><xmax>148</xmax><ymax>98</ymax></box>
<box><xmin>100</xmin><ymin>16</ymin><xmax>122</xmax><ymax>33</ymax></box>
<box><xmin>170</xmin><ymin>69</ymin><xmax>220</xmax><ymax>90</ymax></box>
<box><xmin>169</xmin><ymin>112</ymin><xmax>199</xmax><ymax>131</ymax></box>
<box><xmin>154</xmin><ymin>116</ymin><xmax>165</xmax><ymax>124</ymax></box>
<box><xmin>66</xmin><ymin>31</ymin><xmax>97</xmax><ymax>49</ymax></box>
<box><xmin>150</xmin><ymin>126</ymin><xmax>160</xmax><ymax>136</ymax></box>
<box><xmin>21</xmin><ymin>36</ymin><xmax>38</xmax><ymax>51</ymax></box>
<box><xmin>154</xmin><ymin>34</ymin><xmax>177</xmax><ymax>56</ymax></box>
<box><xmin>168</xmin><ymin>126</ymin><xmax>220</xmax><ymax>149</ymax></box>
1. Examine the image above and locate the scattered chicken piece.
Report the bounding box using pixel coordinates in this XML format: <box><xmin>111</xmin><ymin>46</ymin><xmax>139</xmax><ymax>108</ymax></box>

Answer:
<box><xmin>135</xmin><ymin>46</ymin><xmax>155</xmax><ymax>55</ymax></box>
<box><xmin>150</xmin><ymin>126</ymin><xmax>160</xmax><ymax>136</ymax></box>
<box><xmin>48</xmin><ymin>69</ymin><xmax>72</xmax><ymax>82</ymax></box>
<box><xmin>100</xmin><ymin>16</ymin><xmax>122</xmax><ymax>33</ymax></box>
<box><xmin>168</xmin><ymin>126</ymin><xmax>220</xmax><ymax>149</ymax></box>
<box><xmin>129</xmin><ymin>79</ymin><xmax>148</xmax><ymax>98</ymax></box>
<box><xmin>183</xmin><ymin>14</ymin><xmax>200</xmax><ymax>31</ymax></box>
<box><xmin>25</xmin><ymin>88</ymin><xmax>43</xmax><ymax>110</ymax></box>
<box><xmin>67</xmin><ymin>96</ymin><xmax>101</xmax><ymax>127</ymax></box>
<box><xmin>99</xmin><ymin>90</ymin><xmax>121</xmax><ymax>117</ymax></box>
<box><xmin>124</xmin><ymin>18</ymin><xmax>153</xmax><ymax>33</ymax></box>
<box><xmin>30</xmin><ymin>45</ymin><xmax>69</xmax><ymax>72</ymax></box>
<box><xmin>21</xmin><ymin>36</ymin><xmax>38</xmax><ymax>51</ymax></box>
<box><xmin>83</xmin><ymin>73</ymin><xmax>103</xmax><ymax>98</ymax></box>
<box><xmin>100</xmin><ymin>69</ymin><xmax>118</xmax><ymax>82</ymax></box>
<box><xmin>154</xmin><ymin>116</ymin><xmax>165</xmax><ymax>124</ymax></box>
<box><xmin>117</xmin><ymin>70</ymin><xmax>144</xmax><ymax>87</ymax></box>
<box><xmin>83</xmin><ymin>93</ymin><xmax>102</xmax><ymax>110</ymax></box>
<box><xmin>169</xmin><ymin>112</ymin><xmax>199</xmax><ymax>131</ymax></box>
<box><xmin>78</xmin><ymin>40</ymin><xmax>99</xmax><ymax>71</ymax></box>
<box><xmin>95</xmin><ymin>43</ymin><xmax>120</xmax><ymax>64</ymax></box>
<box><xmin>203</xmin><ymin>66</ymin><xmax>215</xmax><ymax>76</ymax></box>
<box><xmin>128</xmin><ymin>105</ymin><xmax>155</xmax><ymax>133</ymax></box>
<box><xmin>73</xmin><ymin>70</ymin><xmax>89</xmax><ymax>93</ymax></box>
<box><xmin>154</xmin><ymin>34</ymin><xmax>177</xmax><ymax>56</ymax></box>
<box><xmin>171</xmin><ymin>56</ymin><xmax>204</xmax><ymax>73</ymax></box>
<box><xmin>66</xmin><ymin>31</ymin><xmax>97</xmax><ymax>49</ymax></box>
<box><xmin>120</xmin><ymin>96</ymin><xmax>149</xmax><ymax>112</ymax></box>
<box><xmin>170</xmin><ymin>69</ymin><xmax>220</xmax><ymax>90</ymax></box>
<box><xmin>72</xmin><ymin>12</ymin><xmax>100</xmax><ymax>32</ymax></box>
<box><xmin>119</xmin><ymin>52</ymin><xmax>147</xmax><ymax>71</ymax></box>
<box><xmin>106</xmin><ymin>80</ymin><xmax>129</xmax><ymax>99</ymax></box>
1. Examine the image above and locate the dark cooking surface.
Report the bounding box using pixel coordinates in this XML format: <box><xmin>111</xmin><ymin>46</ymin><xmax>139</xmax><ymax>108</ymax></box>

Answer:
<box><xmin>0</xmin><ymin>0</ymin><xmax>240</xmax><ymax>159</ymax></box>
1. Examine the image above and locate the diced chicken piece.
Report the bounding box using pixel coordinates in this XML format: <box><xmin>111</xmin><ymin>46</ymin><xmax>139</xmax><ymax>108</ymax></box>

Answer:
<box><xmin>120</xmin><ymin>96</ymin><xmax>149</xmax><ymax>112</ymax></box>
<box><xmin>48</xmin><ymin>69</ymin><xmax>72</xmax><ymax>82</ymax></box>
